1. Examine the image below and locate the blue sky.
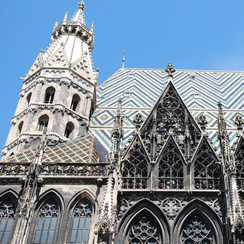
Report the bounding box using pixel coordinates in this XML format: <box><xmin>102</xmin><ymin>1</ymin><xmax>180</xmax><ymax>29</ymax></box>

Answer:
<box><xmin>1</xmin><ymin>0</ymin><xmax>244</xmax><ymax>155</ymax></box>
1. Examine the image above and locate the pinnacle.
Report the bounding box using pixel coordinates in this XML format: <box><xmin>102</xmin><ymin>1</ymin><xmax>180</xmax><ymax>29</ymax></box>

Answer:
<box><xmin>70</xmin><ymin>1</ymin><xmax>85</xmax><ymax>24</ymax></box>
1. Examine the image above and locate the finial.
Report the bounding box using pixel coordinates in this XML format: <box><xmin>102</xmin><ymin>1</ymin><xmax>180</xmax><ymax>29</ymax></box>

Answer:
<box><xmin>79</xmin><ymin>0</ymin><xmax>85</xmax><ymax>10</ymax></box>
<box><xmin>234</xmin><ymin>114</ymin><xmax>244</xmax><ymax>133</ymax></box>
<box><xmin>198</xmin><ymin>114</ymin><xmax>208</xmax><ymax>132</ymax></box>
<box><xmin>63</xmin><ymin>11</ymin><xmax>68</xmax><ymax>22</ymax></box>
<box><xmin>133</xmin><ymin>113</ymin><xmax>144</xmax><ymax>131</ymax></box>
<box><xmin>165</xmin><ymin>62</ymin><xmax>175</xmax><ymax>77</ymax></box>
<box><xmin>39</xmin><ymin>49</ymin><xmax>43</xmax><ymax>53</ymax></box>
<box><xmin>122</xmin><ymin>51</ymin><xmax>126</xmax><ymax>71</ymax></box>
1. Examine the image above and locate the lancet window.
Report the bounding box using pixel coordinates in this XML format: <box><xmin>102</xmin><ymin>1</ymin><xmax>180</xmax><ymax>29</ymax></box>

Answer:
<box><xmin>17</xmin><ymin>121</ymin><xmax>24</xmax><ymax>136</ymax></box>
<box><xmin>64</xmin><ymin>122</ymin><xmax>75</xmax><ymax>139</ymax></box>
<box><xmin>44</xmin><ymin>87</ymin><xmax>55</xmax><ymax>104</ymax></box>
<box><xmin>194</xmin><ymin>140</ymin><xmax>219</xmax><ymax>190</ymax></box>
<box><xmin>121</xmin><ymin>140</ymin><xmax>148</xmax><ymax>189</ymax></box>
<box><xmin>181</xmin><ymin>216</ymin><xmax>214</xmax><ymax>243</ymax></box>
<box><xmin>0</xmin><ymin>198</ymin><xmax>16</xmax><ymax>244</ymax></box>
<box><xmin>70</xmin><ymin>94</ymin><xmax>80</xmax><ymax>111</ymax></box>
<box><xmin>70</xmin><ymin>199</ymin><xmax>92</xmax><ymax>244</ymax></box>
<box><xmin>27</xmin><ymin>92</ymin><xmax>32</xmax><ymax>105</ymax></box>
<box><xmin>34</xmin><ymin>198</ymin><xmax>59</xmax><ymax>244</ymax></box>
<box><xmin>38</xmin><ymin>115</ymin><xmax>49</xmax><ymax>132</ymax></box>
<box><xmin>127</xmin><ymin>216</ymin><xmax>161</xmax><ymax>244</ymax></box>
<box><xmin>158</xmin><ymin>138</ymin><xmax>184</xmax><ymax>189</ymax></box>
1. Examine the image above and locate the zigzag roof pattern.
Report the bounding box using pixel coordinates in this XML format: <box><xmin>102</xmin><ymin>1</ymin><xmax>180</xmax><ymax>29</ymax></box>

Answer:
<box><xmin>90</xmin><ymin>68</ymin><xmax>244</xmax><ymax>152</ymax></box>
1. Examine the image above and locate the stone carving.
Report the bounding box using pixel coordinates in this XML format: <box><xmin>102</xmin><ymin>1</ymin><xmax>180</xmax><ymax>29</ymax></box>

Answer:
<box><xmin>121</xmin><ymin>138</ymin><xmax>148</xmax><ymax>189</ymax></box>
<box><xmin>128</xmin><ymin>216</ymin><xmax>160</xmax><ymax>243</ymax></box>
<box><xmin>0</xmin><ymin>198</ymin><xmax>15</xmax><ymax>218</ymax></box>
<box><xmin>194</xmin><ymin>138</ymin><xmax>220</xmax><ymax>190</ymax></box>
<box><xmin>117</xmin><ymin>198</ymin><xmax>133</xmax><ymax>220</ymax></box>
<box><xmin>158</xmin><ymin>137</ymin><xmax>184</xmax><ymax>190</ymax></box>
<box><xmin>0</xmin><ymin>164</ymin><xmax>106</xmax><ymax>177</ymax></box>
<box><xmin>182</xmin><ymin>216</ymin><xmax>214</xmax><ymax>243</ymax></box>
<box><xmin>160</xmin><ymin>198</ymin><xmax>181</xmax><ymax>220</ymax></box>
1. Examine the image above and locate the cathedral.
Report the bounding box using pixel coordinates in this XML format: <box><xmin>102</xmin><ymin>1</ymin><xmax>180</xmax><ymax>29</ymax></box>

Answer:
<box><xmin>0</xmin><ymin>1</ymin><xmax>244</xmax><ymax>244</ymax></box>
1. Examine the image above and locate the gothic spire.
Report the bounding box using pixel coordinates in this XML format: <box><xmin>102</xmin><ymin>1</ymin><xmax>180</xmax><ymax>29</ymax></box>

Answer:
<box><xmin>71</xmin><ymin>1</ymin><xmax>85</xmax><ymax>24</ymax></box>
<box><xmin>108</xmin><ymin>98</ymin><xmax>125</xmax><ymax>163</ymax></box>
<box><xmin>25</xmin><ymin>1</ymin><xmax>95</xmax><ymax>81</ymax></box>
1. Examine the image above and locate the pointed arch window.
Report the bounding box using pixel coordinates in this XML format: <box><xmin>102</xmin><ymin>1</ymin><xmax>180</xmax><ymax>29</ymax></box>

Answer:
<box><xmin>235</xmin><ymin>222</ymin><xmax>244</xmax><ymax>243</ymax></box>
<box><xmin>121</xmin><ymin>140</ymin><xmax>148</xmax><ymax>189</ymax></box>
<box><xmin>194</xmin><ymin>140</ymin><xmax>219</xmax><ymax>190</ymax></box>
<box><xmin>70</xmin><ymin>199</ymin><xmax>92</xmax><ymax>244</ymax></box>
<box><xmin>127</xmin><ymin>216</ymin><xmax>161</xmax><ymax>244</ymax></box>
<box><xmin>158</xmin><ymin>139</ymin><xmax>184</xmax><ymax>189</ymax></box>
<box><xmin>34</xmin><ymin>198</ymin><xmax>59</xmax><ymax>244</ymax></box>
<box><xmin>44</xmin><ymin>87</ymin><xmax>55</xmax><ymax>104</ymax></box>
<box><xmin>38</xmin><ymin>115</ymin><xmax>49</xmax><ymax>131</ymax></box>
<box><xmin>27</xmin><ymin>92</ymin><xmax>32</xmax><ymax>105</ymax></box>
<box><xmin>70</xmin><ymin>94</ymin><xmax>80</xmax><ymax>111</ymax></box>
<box><xmin>17</xmin><ymin>121</ymin><xmax>24</xmax><ymax>136</ymax></box>
<box><xmin>181</xmin><ymin>216</ymin><xmax>214</xmax><ymax>243</ymax></box>
<box><xmin>64</xmin><ymin>122</ymin><xmax>75</xmax><ymax>139</ymax></box>
<box><xmin>235</xmin><ymin>138</ymin><xmax>244</xmax><ymax>189</ymax></box>
<box><xmin>0</xmin><ymin>198</ymin><xmax>16</xmax><ymax>244</ymax></box>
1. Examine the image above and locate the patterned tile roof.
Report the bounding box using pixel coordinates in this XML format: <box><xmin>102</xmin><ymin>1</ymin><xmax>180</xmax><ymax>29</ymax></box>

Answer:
<box><xmin>1</xmin><ymin>132</ymin><xmax>108</xmax><ymax>164</ymax></box>
<box><xmin>90</xmin><ymin>68</ymin><xmax>244</xmax><ymax>151</ymax></box>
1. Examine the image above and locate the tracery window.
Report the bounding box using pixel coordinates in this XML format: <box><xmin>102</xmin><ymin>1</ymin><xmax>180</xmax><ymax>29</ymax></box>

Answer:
<box><xmin>127</xmin><ymin>216</ymin><xmax>160</xmax><ymax>244</ymax></box>
<box><xmin>235</xmin><ymin>139</ymin><xmax>244</xmax><ymax>189</ymax></box>
<box><xmin>194</xmin><ymin>140</ymin><xmax>219</xmax><ymax>190</ymax></box>
<box><xmin>34</xmin><ymin>198</ymin><xmax>59</xmax><ymax>244</ymax></box>
<box><xmin>70</xmin><ymin>199</ymin><xmax>92</xmax><ymax>244</ymax></box>
<box><xmin>235</xmin><ymin>223</ymin><xmax>244</xmax><ymax>244</ymax></box>
<box><xmin>181</xmin><ymin>216</ymin><xmax>214</xmax><ymax>244</ymax></box>
<box><xmin>121</xmin><ymin>141</ymin><xmax>148</xmax><ymax>189</ymax></box>
<box><xmin>0</xmin><ymin>198</ymin><xmax>15</xmax><ymax>244</ymax></box>
<box><xmin>44</xmin><ymin>87</ymin><xmax>55</xmax><ymax>104</ymax></box>
<box><xmin>158</xmin><ymin>138</ymin><xmax>184</xmax><ymax>189</ymax></box>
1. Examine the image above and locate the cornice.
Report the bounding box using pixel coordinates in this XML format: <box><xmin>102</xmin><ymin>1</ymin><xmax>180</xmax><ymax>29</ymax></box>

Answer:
<box><xmin>11</xmin><ymin>103</ymin><xmax>90</xmax><ymax>125</ymax></box>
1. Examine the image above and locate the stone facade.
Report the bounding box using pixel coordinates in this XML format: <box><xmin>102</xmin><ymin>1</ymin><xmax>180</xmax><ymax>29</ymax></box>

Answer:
<box><xmin>0</xmin><ymin>2</ymin><xmax>244</xmax><ymax>244</ymax></box>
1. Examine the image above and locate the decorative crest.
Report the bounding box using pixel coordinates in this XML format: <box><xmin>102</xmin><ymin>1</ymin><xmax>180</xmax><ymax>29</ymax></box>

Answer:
<box><xmin>133</xmin><ymin>113</ymin><xmax>144</xmax><ymax>131</ymax></box>
<box><xmin>79</xmin><ymin>0</ymin><xmax>85</xmax><ymax>10</ymax></box>
<box><xmin>165</xmin><ymin>62</ymin><xmax>175</xmax><ymax>77</ymax></box>
<box><xmin>234</xmin><ymin>114</ymin><xmax>244</xmax><ymax>133</ymax></box>
<box><xmin>198</xmin><ymin>114</ymin><xmax>208</xmax><ymax>132</ymax></box>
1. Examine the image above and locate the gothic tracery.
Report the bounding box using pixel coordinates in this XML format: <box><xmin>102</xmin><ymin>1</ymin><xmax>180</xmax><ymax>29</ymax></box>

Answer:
<box><xmin>127</xmin><ymin>216</ymin><xmax>161</xmax><ymax>244</ymax></box>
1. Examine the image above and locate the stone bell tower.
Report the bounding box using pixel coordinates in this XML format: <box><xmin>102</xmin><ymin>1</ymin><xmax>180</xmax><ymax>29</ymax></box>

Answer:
<box><xmin>1</xmin><ymin>1</ymin><xmax>99</xmax><ymax>159</ymax></box>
